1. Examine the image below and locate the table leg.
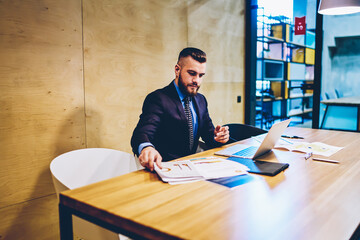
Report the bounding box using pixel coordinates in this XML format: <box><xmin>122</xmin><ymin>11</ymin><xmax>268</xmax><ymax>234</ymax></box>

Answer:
<box><xmin>357</xmin><ymin>106</ymin><xmax>360</xmax><ymax>132</ymax></box>
<box><xmin>59</xmin><ymin>203</ymin><xmax>74</xmax><ymax>240</ymax></box>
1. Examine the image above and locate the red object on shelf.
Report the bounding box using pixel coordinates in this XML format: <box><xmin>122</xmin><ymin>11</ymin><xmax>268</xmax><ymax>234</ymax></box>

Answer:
<box><xmin>294</xmin><ymin>16</ymin><xmax>306</xmax><ymax>35</ymax></box>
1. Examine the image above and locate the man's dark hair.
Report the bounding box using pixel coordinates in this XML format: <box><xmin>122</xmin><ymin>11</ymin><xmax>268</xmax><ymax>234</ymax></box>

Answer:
<box><xmin>178</xmin><ymin>47</ymin><xmax>206</xmax><ymax>63</ymax></box>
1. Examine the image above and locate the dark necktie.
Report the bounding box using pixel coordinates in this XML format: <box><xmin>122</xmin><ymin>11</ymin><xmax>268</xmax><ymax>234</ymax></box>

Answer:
<box><xmin>184</xmin><ymin>96</ymin><xmax>194</xmax><ymax>150</ymax></box>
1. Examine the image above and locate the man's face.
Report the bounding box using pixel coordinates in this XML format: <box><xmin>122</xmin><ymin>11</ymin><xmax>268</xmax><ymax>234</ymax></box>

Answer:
<box><xmin>175</xmin><ymin>56</ymin><xmax>206</xmax><ymax>96</ymax></box>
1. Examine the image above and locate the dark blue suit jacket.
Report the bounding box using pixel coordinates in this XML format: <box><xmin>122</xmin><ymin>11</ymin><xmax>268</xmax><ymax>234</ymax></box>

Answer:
<box><xmin>131</xmin><ymin>82</ymin><xmax>222</xmax><ymax>161</ymax></box>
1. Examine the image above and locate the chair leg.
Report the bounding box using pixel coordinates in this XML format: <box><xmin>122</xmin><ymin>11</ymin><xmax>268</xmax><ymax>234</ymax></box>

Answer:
<box><xmin>320</xmin><ymin>106</ymin><xmax>328</xmax><ymax>129</ymax></box>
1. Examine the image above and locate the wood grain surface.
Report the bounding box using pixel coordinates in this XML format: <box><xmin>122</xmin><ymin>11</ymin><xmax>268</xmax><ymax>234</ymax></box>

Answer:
<box><xmin>61</xmin><ymin>127</ymin><xmax>360</xmax><ymax>240</ymax></box>
<box><xmin>0</xmin><ymin>0</ymin><xmax>83</xmax><ymax>239</ymax></box>
<box><xmin>0</xmin><ymin>0</ymin><xmax>85</xmax><ymax>206</ymax></box>
<box><xmin>83</xmin><ymin>0</ymin><xmax>187</xmax><ymax>152</ymax></box>
<box><xmin>0</xmin><ymin>194</ymin><xmax>59</xmax><ymax>240</ymax></box>
<box><xmin>188</xmin><ymin>0</ymin><xmax>246</xmax><ymax>125</ymax></box>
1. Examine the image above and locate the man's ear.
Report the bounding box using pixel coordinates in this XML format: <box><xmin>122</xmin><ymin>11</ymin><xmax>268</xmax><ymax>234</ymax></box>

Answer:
<box><xmin>175</xmin><ymin>64</ymin><xmax>181</xmax><ymax>76</ymax></box>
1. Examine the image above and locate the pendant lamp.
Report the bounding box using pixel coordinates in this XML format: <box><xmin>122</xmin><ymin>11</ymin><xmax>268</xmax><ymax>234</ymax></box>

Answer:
<box><xmin>318</xmin><ymin>0</ymin><xmax>360</xmax><ymax>15</ymax></box>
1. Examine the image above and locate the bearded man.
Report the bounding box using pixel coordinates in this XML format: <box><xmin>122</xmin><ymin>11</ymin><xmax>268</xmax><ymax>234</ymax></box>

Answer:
<box><xmin>131</xmin><ymin>47</ymin><xmax>229</xmax><ymax>171</ymax></box>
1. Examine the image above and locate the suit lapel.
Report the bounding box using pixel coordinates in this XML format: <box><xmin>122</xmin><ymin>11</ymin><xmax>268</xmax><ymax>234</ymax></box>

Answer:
<box><xmin>165</xmin><ymin>82</ymin><xmax>187</xmax><ymax>122</ymax></box>
<box><xmin>165</xmin><ymin>82</ymin><xmax>203</xmax><ymax>136</ymax></box>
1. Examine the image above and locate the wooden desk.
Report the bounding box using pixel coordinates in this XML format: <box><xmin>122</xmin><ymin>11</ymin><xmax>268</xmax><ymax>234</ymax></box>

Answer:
<box><xmin>59</xmin><ymin>127</ymin><xmax>360</xmax><ymax>240</ymax></box>
<box><xmin>321</xmin><ymin>96</ymin><xmax>360</xmax><ymax>131</ymax></box>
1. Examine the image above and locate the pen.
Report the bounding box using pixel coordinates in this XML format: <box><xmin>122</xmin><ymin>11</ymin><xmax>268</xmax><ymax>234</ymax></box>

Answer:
<box><xmin>304</xmin><ymin>152</ymin><xmax>312</xmax><ymax>160</ymax></box>
<box><xmin>312</xmin><ymin>158</ymin><xmax>339</xmax><ymax>164</ymax></box>
<box><xmin>281</xmin><ymin>135</ymin><xmax>304</xmax><ymax>139</ymax></box>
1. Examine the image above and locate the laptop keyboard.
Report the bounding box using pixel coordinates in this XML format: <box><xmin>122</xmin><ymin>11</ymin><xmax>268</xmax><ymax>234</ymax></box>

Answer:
<box><xmin>233</xmin><ymin>146</ymin><xmax>258</xmax><ymax>158</ymax></box>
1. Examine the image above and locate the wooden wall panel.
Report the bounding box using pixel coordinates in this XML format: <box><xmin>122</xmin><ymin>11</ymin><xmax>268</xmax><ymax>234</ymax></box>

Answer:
<box><xmin>0</xmin><ymin>0</ymin><xmax>84</xmax><ymax>238</ymax></box>
<box><xmin>187</xmin><ymin>0</ymin><xmax>246</xmax><ymax>125</ymax></box>
<box><xmin>201</xmin><ymin>82</ymin><xmax>244</xmax><ymax>124</ymax></box>
<box><xmin>0</xmin><ymin>194</ymin><xmax>59</xmax><ymax>240</ymax></box>
<box><xmin>83</xmin><ymin>0</ymin><xmax>188</xmax><ymax>152</ymax></box>
<box><xmin>0</xmin><ymin>0</ymin><xmax>84</xmax><ymax>208</ymax></box>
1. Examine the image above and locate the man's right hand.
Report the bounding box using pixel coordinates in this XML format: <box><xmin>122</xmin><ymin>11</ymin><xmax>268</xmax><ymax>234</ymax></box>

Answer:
<box><xmin>138</xmin><ymin>146</ymin><xmax>162</xmax><ymax>171</ymax></box>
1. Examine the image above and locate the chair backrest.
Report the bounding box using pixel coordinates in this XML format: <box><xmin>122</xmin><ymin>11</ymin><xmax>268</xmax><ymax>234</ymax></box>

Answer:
<box><xmin>224</xmin><ymin>123</ymin><xmax>268</xmax><ymax>143</ymax></box>
<box><xmin>335</xmin><ymin>89</ymin><xmax>343</xmax><ymax>98</ymax></box>
<box><xmin>325</xmin><ymin>90</ymin><xmax>338</xmax><ymax>100</ymax></box>
<box><xmin>50</xmin><ymin>148</ymin><xmax>142</xmax><ymax>240</ymax></box>
<box><xmin>50</xmin><ymin>148</ymin><xmax>141</xmax><ymax>192</ymax></box>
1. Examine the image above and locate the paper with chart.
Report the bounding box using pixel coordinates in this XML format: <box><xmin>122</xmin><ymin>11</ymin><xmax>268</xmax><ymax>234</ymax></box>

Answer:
<box><xmin>252</xmin><ymin>134</ymin><xmax>343</xmax><ymax>157</ymax></box>
<box><xmin>154</xmin><ymin>157</ymin><xmax>249</xmax><ymax>185</ymax></box>
<box><xmin>275</xmin><ymin>141</ymin><xmax>343</xmax><ymax>157</ymax></box>
<box><xmin>154</xmin><ymin>160</ymin><xmax>204</xmax><ymax>184</ymax></box>
<box><xmin>190</xmin><ymin>157</ymin><xmax>249</xmax><ymax>179</ymax></box>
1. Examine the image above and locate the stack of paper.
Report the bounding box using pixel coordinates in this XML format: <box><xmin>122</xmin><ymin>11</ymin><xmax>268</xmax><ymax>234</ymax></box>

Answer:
<box><xmin>154</xmin><ymin>160</ymin><xmax>204</xmax><ymax>184</ymax></box>
<box><xmin>154</xmin><ymin>157</ymin><xmax>249</xmax><ymax>185</ymax></box>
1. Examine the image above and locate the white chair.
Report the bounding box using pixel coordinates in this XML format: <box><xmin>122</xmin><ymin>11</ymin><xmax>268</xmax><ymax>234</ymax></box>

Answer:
<box><xmin>50</xmin><ymin>148</ymin><xmax>143</xmax><ymax>240</ymax></box>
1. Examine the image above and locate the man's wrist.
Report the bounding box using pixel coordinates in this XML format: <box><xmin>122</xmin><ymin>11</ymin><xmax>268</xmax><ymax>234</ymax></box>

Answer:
<box><xmin>142</xmin><ymin>145</ymin><xmax>154</xmax><ymax>151</ymax></box>
<box><xmin>138</xmin><ymin>142</ymin><xmax>154</xmax><ymax>155</ymax></box>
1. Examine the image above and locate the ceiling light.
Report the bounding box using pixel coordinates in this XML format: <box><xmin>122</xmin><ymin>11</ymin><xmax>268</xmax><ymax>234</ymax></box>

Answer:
<box><xmin>318</xmin><ymin>0</ymin><xmax>360</xmax><ymax>15</ymax></box>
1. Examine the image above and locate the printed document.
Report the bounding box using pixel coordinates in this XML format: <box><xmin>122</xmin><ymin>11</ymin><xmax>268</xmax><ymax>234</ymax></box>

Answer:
<box><xmin>252</xmin><ymin>135</ymin><xmax>343</xmax><ymax>157</ymax></box>
<box><xmin>155</xmin><ymin>157</ymin><xmax>249</xmax><ymax>185</ymax></box>
<box><xmin>275</xmin><ymin>141</ymin><xmax>343</xmax><ymax>157</ymax></box>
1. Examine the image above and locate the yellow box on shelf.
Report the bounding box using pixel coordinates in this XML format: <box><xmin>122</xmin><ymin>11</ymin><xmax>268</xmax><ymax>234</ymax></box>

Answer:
<box><xmin>270</xmin><ymin>81</ymin><xmax>289</xmax><ymax>99</ymax></box>
<box><xmin>305</xmin><ymin>48</ymin><xmax>315</xmax><ymax>65</ymax></box>
<box><xmin>285</xmin><ymin>80</ymin><xmax>289</xmax><ymax>99</ymax></box>
<box><xmin>303</xmin><ymin>81</ymin><xmax>314</xmax><ymax>94</ymax></box>
<box><xmin>286</xmin><ymin>24</ymin><xmax>291</xmax><ymax>42</ymax></box>
<box><xmin>271</xmin><ymin>24</ymin><xmax>283</xmax><ymax>40</ymax></box>
<box><xmin>271</xmin><ymin>23</ymin><xmax>290</xmax><ymax>41</ymax></box>
<box><xmin>270</xmin><ymin>82</ymin><xmax>282</xmax><ymax>98</ymax></box>
<box><xmin>291</xmin><ymin>48</ymin><xmax>305</xmax><ymax>63</ymax></box>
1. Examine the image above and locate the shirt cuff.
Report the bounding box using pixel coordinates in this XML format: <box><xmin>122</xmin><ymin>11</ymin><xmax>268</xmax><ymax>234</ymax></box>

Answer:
<box><xmin>138</xmin><ymin>142</ymin><xmax>154</xmax><ymax>155</ymax></box>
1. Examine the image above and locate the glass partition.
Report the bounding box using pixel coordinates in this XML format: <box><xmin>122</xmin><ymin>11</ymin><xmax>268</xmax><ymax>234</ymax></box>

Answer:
<box><xmin>319</xmin><ymin>12</ymin><xmax>360</xmax><ymax>132</ymax></box>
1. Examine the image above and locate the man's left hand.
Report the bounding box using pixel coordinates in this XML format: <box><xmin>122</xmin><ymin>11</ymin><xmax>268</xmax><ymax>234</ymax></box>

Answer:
<box><xmin>214</xmin><ymin>125</ymin><xmax>229</xmax><ymax>143</ymax></box>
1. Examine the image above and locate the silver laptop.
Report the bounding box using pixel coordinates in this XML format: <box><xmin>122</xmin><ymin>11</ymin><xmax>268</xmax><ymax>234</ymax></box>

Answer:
<box><xmin>215</xmin><ymin>119</ymin><xmax>291</xmax><ymax>159</ymax></box>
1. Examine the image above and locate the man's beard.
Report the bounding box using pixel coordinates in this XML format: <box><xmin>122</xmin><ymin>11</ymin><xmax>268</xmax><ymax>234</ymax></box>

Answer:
<box><xmin>178</xmin><ymin>74</ymin><xmax>200</xmax><ymax>97</ymax></box>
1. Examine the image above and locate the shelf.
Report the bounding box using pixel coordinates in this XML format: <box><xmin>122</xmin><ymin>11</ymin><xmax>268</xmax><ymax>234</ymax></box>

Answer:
<box><xmin>288</xmin><ymin>108</ymin><xmax>313</xmax><ymax>117</ymax></box>
<box><xmin>288</xmin><ymin>79</ymin><xmax>314</xmax><ymax>81</ymax></box>
<box><xmin>257</xmin><ymin>57</ymin><xmax>285</xmax><ymax>62</ymax></box>
<box><xmin>288</xmin><ymin>86</ymin><xmax>302</xmax><ymax>89</ymax></box>
<box><xmin>257</xmin><ymin>35</ymin><xmax>285</xmax><ymax>43</ymax></box>
<box><xmin>288</xmin><ymin>93</ymin><xmax>313</xmax><ymax>99</ymax></box>
<box><xmin>257</xmin><ymin>59</ymin><xmax>284</xmax><ymax>80</ymax></box>
<box><xmin>286</xmin><ymin>41</ymin><xmax>308</xmax><ymax>48</ymax></box>
<box><xmin>256</xmin><ymin>13</ymin><xmax>315</xmax><ymax>129</ymax></box>
<box><xmin>256</xmin><ymin>78</ymin><xmax>285</xmax><ymax>81</ymax></box>
<box><xmin>256</xmin><ymin>97</ymin><xmax>284</xmax><ymax>102</ymax></box>
<box><xmin>286</xmin><ymin>41</ymin><xmax>315</xmax><ymax>50</ymax></box>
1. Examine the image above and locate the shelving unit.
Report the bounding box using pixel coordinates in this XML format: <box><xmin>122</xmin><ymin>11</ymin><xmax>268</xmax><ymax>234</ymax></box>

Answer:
<box><xmin>256</xmin><ymin>10</ymin><xmax>315</xmax><ymax>129</ymax></box>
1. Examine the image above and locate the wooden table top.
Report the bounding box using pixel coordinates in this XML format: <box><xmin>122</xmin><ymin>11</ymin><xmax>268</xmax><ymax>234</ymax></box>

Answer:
<box><xmin>321</xmin><ymin>96</ymin><xmax>360</xmax><ymax>106</ymax></box>
<box><xmin>60</xmin><ymin>127</ymin><xmax>360</xmax><ymax>240</ymax></box>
